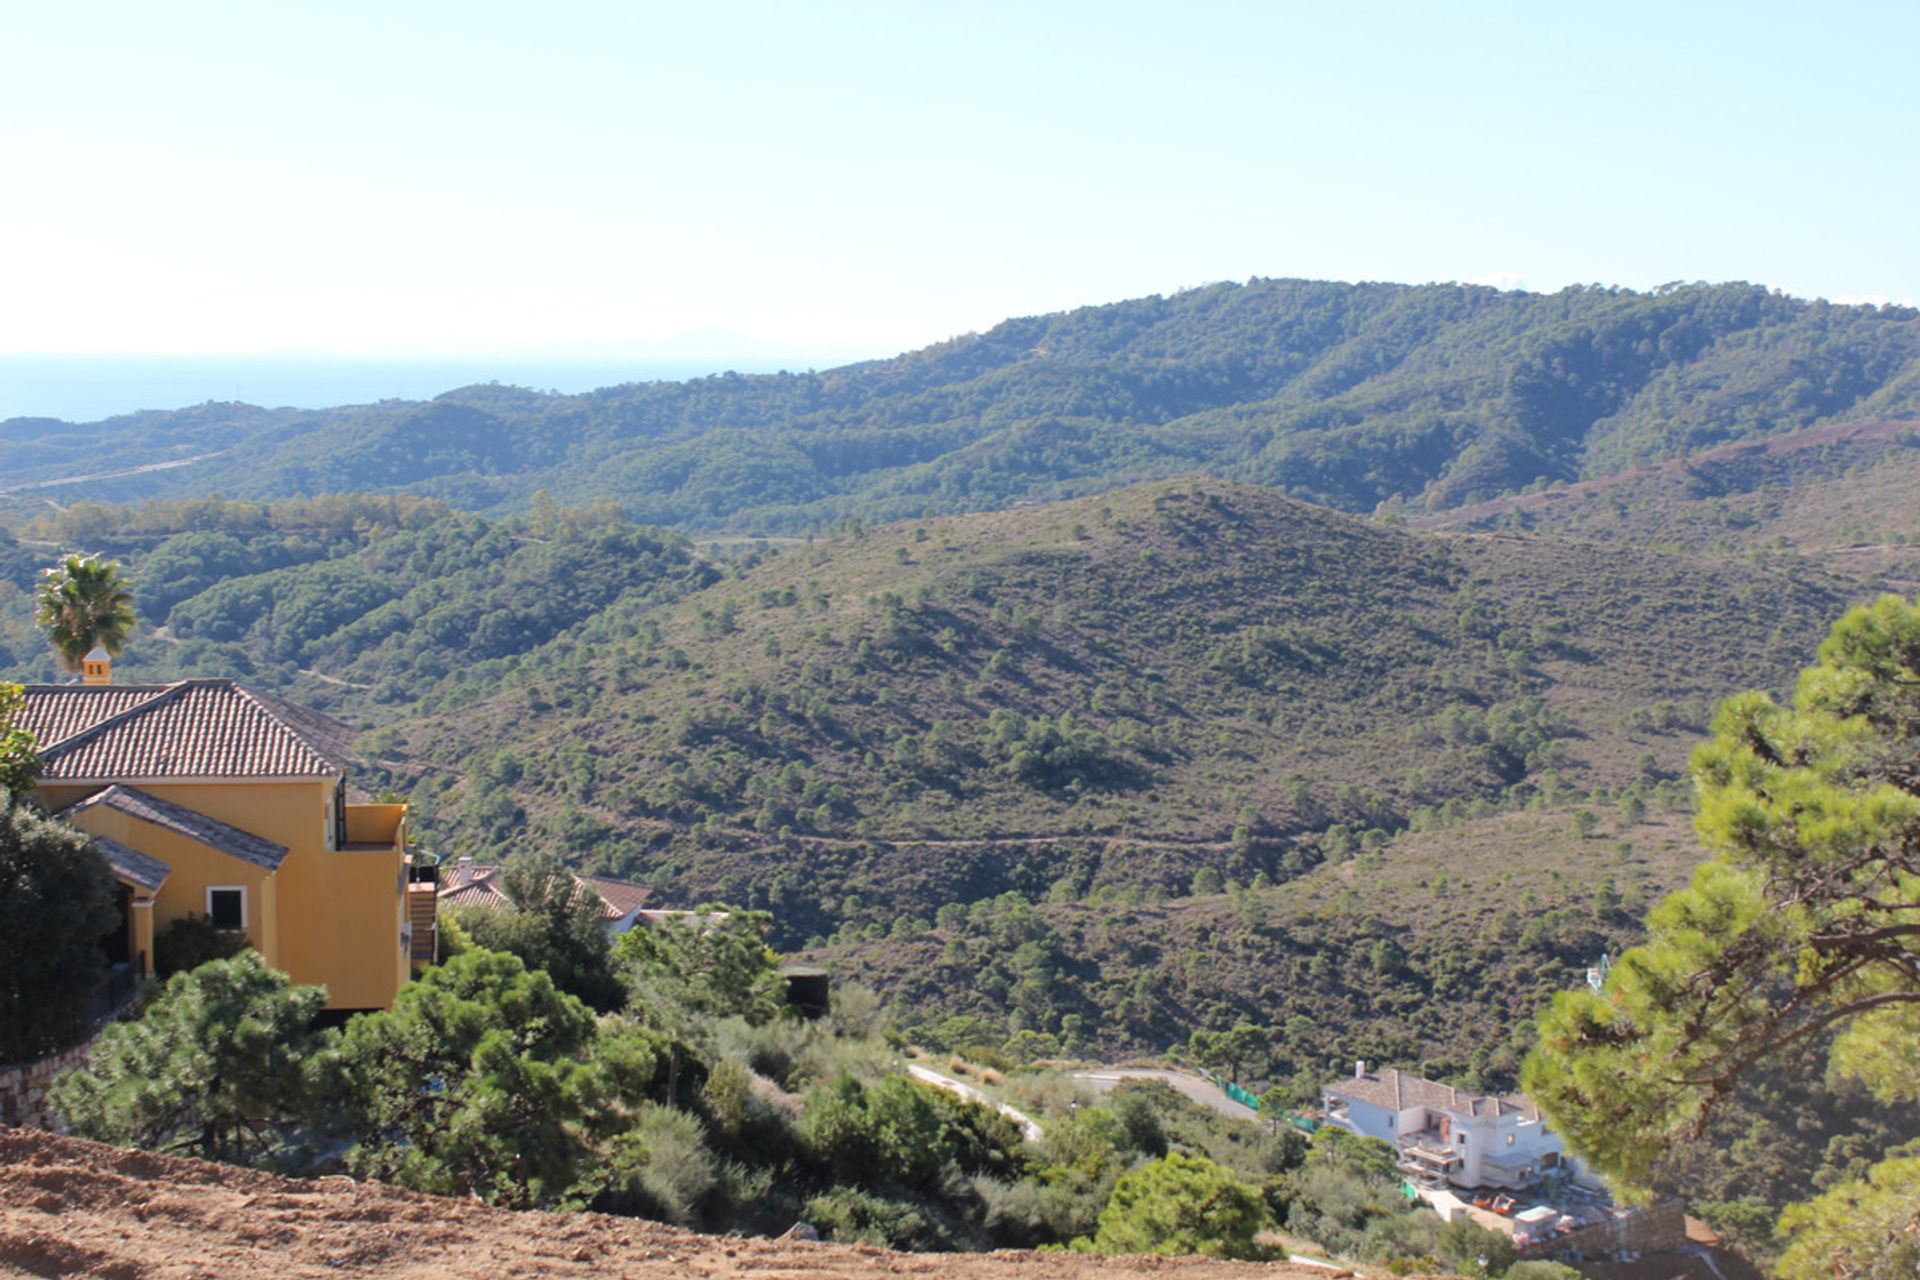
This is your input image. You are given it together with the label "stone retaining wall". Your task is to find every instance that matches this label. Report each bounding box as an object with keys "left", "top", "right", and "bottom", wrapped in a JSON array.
[
  {"left": 1528, "top": 1199, "right": 1688, "bottom": 1262},
  {"left": 0, "top": 1039, "right": 93, "bottom": 1131}
]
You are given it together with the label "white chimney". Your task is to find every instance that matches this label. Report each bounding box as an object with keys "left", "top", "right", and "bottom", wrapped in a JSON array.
[{"left": 1355, "top": 1059, "right": 1367, "bottom": 1079}]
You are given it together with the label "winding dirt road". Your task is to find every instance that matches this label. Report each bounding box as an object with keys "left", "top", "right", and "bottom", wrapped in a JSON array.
[{"left": 1069, "top": 1069, "right": 1260, "bottom": 1122}]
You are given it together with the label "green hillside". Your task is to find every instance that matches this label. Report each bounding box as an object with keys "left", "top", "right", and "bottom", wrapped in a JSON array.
[
  {"left": 829, "top": 807, "right": 1704, "bottom": 1070},
  {"left": 8, "top": 280, "right": 1920, "bottom": 530},
  {"left": 362, "top": 478, "right": 1859, "bottom": 944},
  {"left": 0, "top": 495, "right": 716, "bottom": 713}
]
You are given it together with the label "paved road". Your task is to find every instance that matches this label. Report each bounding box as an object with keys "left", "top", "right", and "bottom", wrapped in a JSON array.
[
  {"left": 1068, "top": 1068, "right": 1260, "bottom": 1122},
  {"left": 906, "top": 1064, "right": 1046, "bottom": 1142}
]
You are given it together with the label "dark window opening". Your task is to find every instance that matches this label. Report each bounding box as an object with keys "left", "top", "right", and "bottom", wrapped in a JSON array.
[{"left": 209, "top": 889, "right": 245, "bottom": 931}]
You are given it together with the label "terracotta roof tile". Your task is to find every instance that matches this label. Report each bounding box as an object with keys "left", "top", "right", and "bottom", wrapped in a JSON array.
[
  {"left": 437, "top": 864, "right": 650, "bottom": 921},
  {"left": 19, "top": 679, "right": 354, "bottom": 781},
  {"left": 438, "top": 874, "right": 511, "bottom": 913},
  {"left": 59, "top": 785, "right": 289, "bottom": 872},
  {"left": 10, "top": 686, "right": 170, "bottom": 747},
  {"left": 576, "top": 874, "right": 652, "bottom": 919}
]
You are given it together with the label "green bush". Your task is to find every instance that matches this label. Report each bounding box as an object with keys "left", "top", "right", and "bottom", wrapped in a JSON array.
[
  {"left": 974, "top": 1173, "right": 1111, "bottom": 1248},
  {"left": 1504, "top": 1263, "right": 1584, "bottom": 1280},
  {"left": 153, "top": 912, "right": 250, "bottom": 978},
  {"left": 338, "top": 948, "right": 662, "bottom": 1208},
  {"left": 597, "top": 1105, "right": 719, "bottom": 1225},
  {"left": 1435, "top": 1216, "right": 1518, "bottom": 1276},
  {"left": 799, "top": 1072, "right": 1025, "bottom": 1190},
  {"left": 1088, "top": 1151, "right": 1268, "bottom": 1259},
  {"left": 803, "top": 1187, "right": 937, "bottom": 1249}
]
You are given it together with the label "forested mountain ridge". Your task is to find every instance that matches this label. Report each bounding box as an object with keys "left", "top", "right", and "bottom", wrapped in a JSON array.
[{"left": 8, "top": 279, "right": 1919, "bottom": 530}]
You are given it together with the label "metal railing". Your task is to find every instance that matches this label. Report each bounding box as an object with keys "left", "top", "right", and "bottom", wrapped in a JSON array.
[{"left": 0, "top": 954, "right": 146, "bottom": 1073}]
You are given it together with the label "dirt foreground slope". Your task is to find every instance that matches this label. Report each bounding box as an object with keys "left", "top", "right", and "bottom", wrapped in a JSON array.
[{"left": 0, "top": 1129, "right": 1353, "bottom": 1280}]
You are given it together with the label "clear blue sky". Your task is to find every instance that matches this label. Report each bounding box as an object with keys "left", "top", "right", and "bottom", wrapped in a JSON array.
[{"left": 4, "top": 1, "right": 1915, "bottom": 359}]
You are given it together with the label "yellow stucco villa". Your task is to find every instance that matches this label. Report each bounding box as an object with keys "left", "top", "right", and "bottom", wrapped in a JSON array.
[{"left": 16, "top": 654, "right": 426, "bottom": 1010}]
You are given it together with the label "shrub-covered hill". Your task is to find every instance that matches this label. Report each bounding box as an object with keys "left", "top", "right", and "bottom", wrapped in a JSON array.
[
  {"left": 367, "top": 477, "right": 1859, "bottom": 942},
  {"left": 1414, "top": 414, "right": 1920, "bottom": 587},
  {"left": 8, "top": 280, "right": 1920, "bottom": 529}
]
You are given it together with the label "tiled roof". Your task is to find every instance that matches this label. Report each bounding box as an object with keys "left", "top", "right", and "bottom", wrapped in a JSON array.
[
  {"left": 1326, "top": 1068, "right": 1528, "bottom": 1117},
  {"left": 576, "top": 874, "right": 652, "bottom": 919},
  {"left": 89, "top": 834, "right": 171, "bottom": 891},
  {"left": 435, "top": 860, "right": 507, "bottom": 910},
  {"left": 438, "top": 871, "right": 511, "bottom": 913},
  {"left": 438, "top": 863, "right": 650, "bottom": 921},
  {"left": 10, "top": 686, "right": 170, "bottom": 747},
  {"left": 58, "top": 785, "right": 289, "bottom": 872},
  {"left": 17, "top": 679, "right": 355, "bottom": 781}
]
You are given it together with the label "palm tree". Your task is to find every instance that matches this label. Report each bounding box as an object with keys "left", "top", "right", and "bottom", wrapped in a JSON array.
[{"left": 35, "top": 554, "right": 137, "bottom": 674}]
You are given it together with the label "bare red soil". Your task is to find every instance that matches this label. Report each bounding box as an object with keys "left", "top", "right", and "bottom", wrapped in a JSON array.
[{"left": 0, "top": 1128, "right": 1357, "bottom": 1280}]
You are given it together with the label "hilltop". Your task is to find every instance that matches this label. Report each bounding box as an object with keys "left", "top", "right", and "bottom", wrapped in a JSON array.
[
  {"left": 6, "top": 279, "right": 1920, "bottom": 529},
  {"left": 0, "top": 495, "right": 717, "bottom": 711}
]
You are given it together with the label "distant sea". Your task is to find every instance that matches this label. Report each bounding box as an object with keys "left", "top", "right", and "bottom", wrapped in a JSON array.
[{"left": 0, "top": 354, "right": 861, "bottom": 424}]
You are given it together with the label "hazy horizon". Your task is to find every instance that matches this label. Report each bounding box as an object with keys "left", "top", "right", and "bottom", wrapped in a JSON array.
[{"left": 0, "top": 352, "right": 889, "bottom": 424}]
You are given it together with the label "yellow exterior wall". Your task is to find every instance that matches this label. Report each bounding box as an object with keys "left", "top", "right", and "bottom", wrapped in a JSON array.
[
  {"left": 63, "top": 804, "right": 278, "bottom": 962},
  {"left": 271, "top": 818, "right": 409, "bottom": 1010},
  {"left": 50, "top": 778, "right": 409, "bottom": 1010},
  {"left": 129, "top": 900, "right": 156, "bottom": 973}
]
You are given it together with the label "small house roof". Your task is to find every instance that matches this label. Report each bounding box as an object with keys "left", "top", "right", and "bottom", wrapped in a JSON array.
[
  {"left": 1325, "top": 1067, "right": 1537, "bottom": 1119},
  {"left": 89, "top": 833, "right": 171, "bottom": 891},
  {"left": 58, "top": 785, "right": 290, "bottom": 872},
  {"left": 575, "top": 873, "right": 652, "bottom": 919},
  {"left": 437, "top": 862, "right": 651, "bottom": 922}
]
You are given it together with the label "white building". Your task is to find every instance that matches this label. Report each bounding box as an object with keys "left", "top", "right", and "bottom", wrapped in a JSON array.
[{"left": 1321, "top": 1063, "right": 1577, "bottom": 1192}]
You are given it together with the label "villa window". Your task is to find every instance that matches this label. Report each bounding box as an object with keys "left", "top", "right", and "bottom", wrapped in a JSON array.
[{"left": 207, "top": 886, "right": 247, "bottom": 931}]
